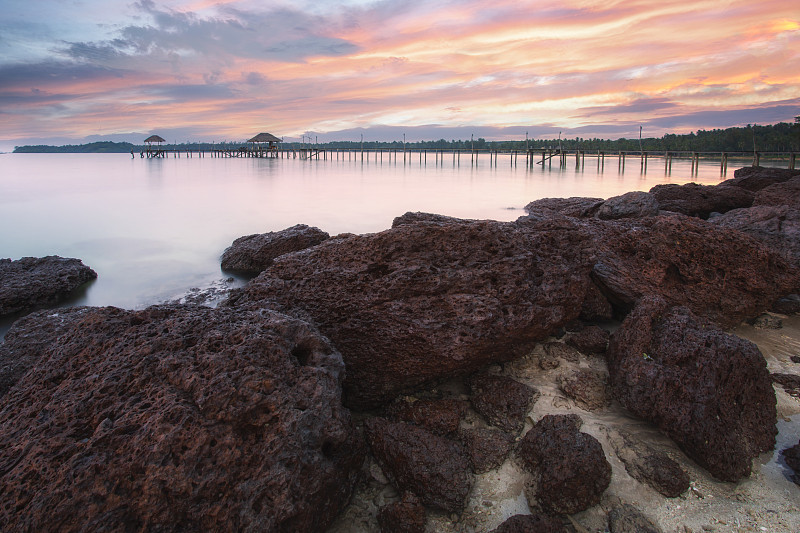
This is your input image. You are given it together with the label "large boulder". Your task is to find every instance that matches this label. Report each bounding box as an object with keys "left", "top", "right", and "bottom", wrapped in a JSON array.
[
  {"left": 606, "top": 296, "right": 777, "bottom": 482},
  {"left": 597, "top": 191, "right": 660, "bottom": 220},
  {"left": 220, "top": 224, "right": 329, "bottom": 274},
  {"left": 518, "top": 414, "right": 611, "bottom": 514},
  {"left": 0, "top": 305, "right": 364, "bottom": 532},
  {"left": 649, "top": 182, "right": 753, "bottom": 219},
  {"left": 711, "top": 205, "right": 800, "bottom": 266},
  {"left": 364, "top": 417, "right": 472, "bottom": 513},
  {"left": 589, "top": 215, "right": 800, "bottom": 328},
  {"left": 0, "top": 256, "right": 97, "bottom": 318},
  {"left": 721, "top": 166, "right": 800, "bottom": 192},
  {"left": 524, "top": 197, "right": 604, "bottom": 218},
  {"left": 753, "top": 177, "right": 800, "bottom": 208},
  {"left": 226, "top": 215, "right": 596, "bottom": 409}
]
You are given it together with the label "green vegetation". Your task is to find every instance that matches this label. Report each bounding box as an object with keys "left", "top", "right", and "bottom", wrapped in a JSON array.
[{"left": 13, "top": 120, "right": 800, "bottom": 153}]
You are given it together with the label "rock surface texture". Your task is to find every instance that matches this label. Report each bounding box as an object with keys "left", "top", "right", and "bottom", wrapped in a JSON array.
[
  {"left": 364, "top": 417, "right": 472, "bottom": 513},
  {"left": 606, "top": 296, "right": 777, "bottom": 482},
  {"left": 469, "top": 372, "right": 539, "bottom": 434},
  {"left": 220, "top": 224, "right": 330, "bottom": 274},
  {"left": 0, "top": 305, "right": 363, "bottom": 532},
  {"left": 377, "top": 492, "right": 427, "bottom": 533},
  {"left": 0, "top": 256, "right": 97, "bottom": 318},
  {"left": 518, "top": 414, "right": 611, "bottom": 514},
  {"left": 649, "top": 183, "right": 753, "bottom": 219},
  {"left": 490, "top": 513, "right": 568, "bottom": 533}
]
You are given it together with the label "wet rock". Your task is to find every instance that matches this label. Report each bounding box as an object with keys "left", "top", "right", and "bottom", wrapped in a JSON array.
[
  {"left": 773, "top": 295, "right": 800, "bottom": 315},
  {"left": 490, "top": 513, "right": 568, "bottom": 533},
  {"left": 607, "top": 296, "right": 777, "bottom": 482},
  {"left": 597, "top": 191, "right": 660, "bottom": 220},
  {"left": 518, "top": 414, "right": 611, "bottom": 515},
  {"left": 377, "top": 492, "right": 427, "bottom": 533},
  {"left": 0, "top": 305, "right": 364, "bottom": 532},
  {"left": 603, "top": 427, "right": 690, "bottom": 498},
  {"left": 750, "top": 313, "right": 782, "bottom": 329},
  {"left": 226, "top": 215, "right": 595, "bottom": 409},
  {"left": 565, "top": 325, "right": 610, "bottom": 355},
  {"left": 459, "top": 427, "right": 515, "bottom": 474},
  {"left": 364, "top": 417, "right": 472, "bottom": 513},
  {"left": 220, "top": 224, "right": 330, "bottom": 274},
  {"left": 524, "top": 197, "right": 604, "bottom": 218},
  {"left": 649, "top": 183, "right": 753, "bottom": 219},
  {"left": 771, "top": 373, "right": 800, "bottom": 396},
  {"left": 721, "top": 166, "right": 800, "bottom": 192},
  {"left": 0, "top": 256, "right": 97, "bottom": 318},
  {"left": 753, "top": 177, "right": 800, "bottom": 208},
  {"left": 590, "top": 215, "right": 800, "bottom": 328},
  {"left": 781, "top": 440, "right": 800, "bottom": 485},
  {"left": 384, "top": 397, "right": 468, "bottom": 436},
  {"left": 559, "top": 369, "right": 611, "bottom": 411},
  {"left": 608, "top": 503, "right": 663, "bottom": 533},
  {"left": 469, "top": 372, "right": 539, "bottom": 434},
  {"left": 710, "top": 205, "right": 800, "bottom": 265}
]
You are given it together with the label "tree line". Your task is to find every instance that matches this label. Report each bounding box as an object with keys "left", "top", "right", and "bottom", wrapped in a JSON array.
[{"left": 13, "top": 120, "right": 800, "bottom": 153}]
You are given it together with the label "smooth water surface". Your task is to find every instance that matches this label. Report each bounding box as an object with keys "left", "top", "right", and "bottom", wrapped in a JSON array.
[{"left": 0, "top": 151, "right": 759, "bottom": 335}]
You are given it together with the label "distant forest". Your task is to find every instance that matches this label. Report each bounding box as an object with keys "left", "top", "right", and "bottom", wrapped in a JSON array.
[{"left": 13, "top": 120, "right": 800, "bottom": 153}]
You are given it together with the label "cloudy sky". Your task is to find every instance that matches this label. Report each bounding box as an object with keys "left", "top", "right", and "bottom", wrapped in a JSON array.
[{"left": 1, "top": 0, "right": 798, "bottom": 149}]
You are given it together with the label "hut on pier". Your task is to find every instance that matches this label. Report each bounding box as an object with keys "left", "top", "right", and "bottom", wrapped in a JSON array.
[
  {"left": 144, "top": 135, "right": 166, "bottom": 147},
  {"left": 143, "top": 135, "right": 167, "bottom": 157},
  {"left": 247, "top": 132, "right": 282, "bottom": 153}
]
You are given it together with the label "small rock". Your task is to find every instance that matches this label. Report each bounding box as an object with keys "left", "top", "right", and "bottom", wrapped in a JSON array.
[
  {"left": 565, "top": 325, "right": 610, "bottom": 355},
  {"left": 377, "top": 492, "right": 427, "bottom": 533},
  {"left": 459, "top": 427, "right": 515, "bottom": 474},
  {"left": 384, "top": 397, "right": 468, "bottom": 436},
  {"left": 558, "top": 369, "right": 611, "bottom": 411},
  {"left": 489, "top": 513, "right": 568, "bottom": 533},
  {"left": 542, "top": 342, "right": 581, "bottom": 363},
  {"left": 791, "top": 356, "right": 800, "bottom": 364},
  {"left": 469, "top": 372, "right": 539, "bottom": 435},
  {"left": 608, "top": 503, "right": 663, "bottom": 533},
  {"left": 750, "top": 313, "right": 782, "bottom": 329},
  {"left": 220, "top": 224, "right": 329, "bottom": 274}
]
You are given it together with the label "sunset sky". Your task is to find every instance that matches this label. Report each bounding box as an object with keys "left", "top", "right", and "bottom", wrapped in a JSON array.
[{"left": 1, "top": 0, "right": 798, "bottom": 149}]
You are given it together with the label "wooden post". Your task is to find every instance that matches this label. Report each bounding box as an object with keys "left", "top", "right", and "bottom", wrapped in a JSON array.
[{"left": 791, "top": 152, "right": 797, "bottom": 170}]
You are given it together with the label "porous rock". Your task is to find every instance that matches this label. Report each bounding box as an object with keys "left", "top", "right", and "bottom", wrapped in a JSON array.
[
  {"left": 490, "top": 513, "right": 568, "bottom": 533},
  {"left": 721, "top": 166, "right": 800, "bottom": 192},
  {"left": 649, "top": 183, "right": 753, "bottom": 219},
  {"left": 364, "top": 417, "right": 472, "bottom": 513},
  {"left": 608, "top": 504, "right": 663, "bottom": 533},
  {"left": 773, "top": 294, "right": 800, "bottom": 315},
  {"left": 711, "top": 205, "right": 800, "bottom": 265},
  {"left": 753, "top": 177, "right": 800, "bottom": 208},
  {"left": 606, "top": 296, "right": 777, "bottom": 482},
  {"left": 771, "top": 373, "right": 800, "bottom": 396},
  {"left": 590, "top": 215, "right": 800, "bottom": 328},
  {"left": 220, "top": 224, "right": 329, "bottom": 274},
  {"left": 384, "top": 397, "right": 468, "bottom": 436},
  {"left": 518, "top": 414, "right": 611, "bottom": 515},
  {"left": 377, "top": 492, "right": 426, "bottom": 533},
  {"left": 523, "top": 197, "right": 604, "bottom": 218},
  {"left": 459, "top": 427, "right": 515, "bottom": 474},
  {"left": 226, "top": 215, "right": 596, "bottom": 409},
  {"left": 0, "top": 305, "right": 363, "bottom": 532},
  {"left": 565, "top": 325, "right": 609, "bottom": 355},
  {"left": 469, "top": 372, "right": 539, "bottom": 434},
  {"left": 603, "top": 427, "right": 689, "bottom": 498},
  {"left": 0, "top": 256, "right": 97, "bottom": 318},
  {"left": 781, "top": 440, "right": 800, "bottom": 485},
  {"left": 597, "top": 191, "right": 660, "bottom": 220},
  {"left": 542, "top": 342, "right": 581, "bottom": 364},
  {"left": 559, "top": 369, "right": 611, "bottom": 411}
]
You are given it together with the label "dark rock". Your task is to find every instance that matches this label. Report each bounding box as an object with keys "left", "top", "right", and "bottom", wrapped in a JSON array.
[
  {"left": 580, "top": 282, "right": 615, "bottom": 321},
  {"left": 750, "top": 313, "right": 782, "bottom": 329},
  {"left": 226, "top": 216, "right": 595, "bottom": 409},
  {"left": 721, "top": 166, "right": 800, "bottom": 192},
  {"left": 607, "top": 296, "right": 777, "bottom": 482},
  {"left": 711, "top": 205, "right": 800, "bottom": 265},
  {"left": 459, "top": 427, "right": 515, "bottom": 473},
  {"left": 590, "top": 215, "right": 800, "bottom": 328},
  {"left": 597, "top": 191, "right": 660, "bottom": 220},
  {"left": 559, "top": 369, "right": 611, "bottom": 411},
  {"left": 603, "top": 427, "right": 689, "bottom": 498},
  {"left": 490, "top": 513, "right": 568, "bottom": 533},
  {"left": 392, "top": 211, "right": 473, "bottom": 227},
  {"left": 523, "top": 197, "right": 604, "bottom": 218},
  {"left": 608, "top": 504, "right": 663, "bottom": 533},
  {"left": 771, "top": 373, "right": 800, "bottom": 396},
  {"left": 792, "top": 356, "right": 800, "bottom": 364},
  {"left": 0, "top": 305, "right": 363, "bottom": 532},
  {"left": 377, "top": 492, "right": 427, "bottom": 533},
  {"left": 364, "top": 417, "right": 472, "bottom": 513},
  {"left": 773, "top": 295, "right": 800, "bottom": 315},
  {"left": 518, "top": 414, "right": 611, "bottom": 514},
  {"left": 384, "top": 397, "right": 468, "bottom": 436},
  {"left": 565, "top": 325, "right": 609, "bottom": 355},
  {"left": 469, "top": 372, "right": 539, "bottom": 434},
  {"left": 649, "top": 182, "right": 753, "bottom": 219},
  {"left": 0, "top": 256, "right": 97, "bottom": 318},
  {"left": 220, "top": 224, "right": 330, "bottom": 274},
  {"left": 753, "top": 177, "right": 800, "bottom": 208},
  {"left": 542, "top": 342, "right": 581, "bottom": 364},
  {"left": 781, "top": 440, "right": 800, "bottom": 485}
]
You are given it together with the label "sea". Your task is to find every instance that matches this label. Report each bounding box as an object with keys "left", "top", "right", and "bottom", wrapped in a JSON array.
[{"left": 0, "top": 151, "right": 775, "bottom": 338}]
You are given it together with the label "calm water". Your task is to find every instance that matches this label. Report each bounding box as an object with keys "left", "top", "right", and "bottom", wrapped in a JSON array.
[{"left": 0, "top": 151, "right": 766, "bottom": 336}]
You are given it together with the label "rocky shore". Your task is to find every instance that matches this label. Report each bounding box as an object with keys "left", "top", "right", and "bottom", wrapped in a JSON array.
[{"left": 1, "top": 166, "right": 799, "bottom": 532}]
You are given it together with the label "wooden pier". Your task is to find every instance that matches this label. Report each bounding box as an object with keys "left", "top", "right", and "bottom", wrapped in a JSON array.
[{"left": 138, "top": 147, "right": 798, "bottom": 173}]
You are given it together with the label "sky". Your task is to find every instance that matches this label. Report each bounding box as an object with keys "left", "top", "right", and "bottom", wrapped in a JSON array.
[{"left": 0, "top": 0, "right": 798, "bottom": 150}]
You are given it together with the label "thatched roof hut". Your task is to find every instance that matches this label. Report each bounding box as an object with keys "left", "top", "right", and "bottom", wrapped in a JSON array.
[
  {"left": 247, "top": 133, "right": 282, "bottom": 144},
  {"left": 144, "top": 135, "right": 166, "bottom": 144}
]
